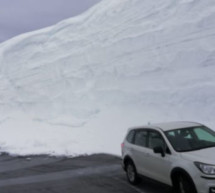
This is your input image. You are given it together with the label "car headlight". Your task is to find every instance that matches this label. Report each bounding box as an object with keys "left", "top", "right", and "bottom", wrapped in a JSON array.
[{"left": 195, "top": 162, "right": 215, "bottom": 175}]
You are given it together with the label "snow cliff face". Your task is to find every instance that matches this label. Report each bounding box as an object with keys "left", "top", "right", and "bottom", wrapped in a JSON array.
[{"left": 0, "top": 0, "right": 215, "bottom": 155}]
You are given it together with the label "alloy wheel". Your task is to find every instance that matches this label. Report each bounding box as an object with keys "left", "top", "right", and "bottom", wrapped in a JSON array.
[{"left": 127, "top": 164, "right": 135, "bottom": 182}]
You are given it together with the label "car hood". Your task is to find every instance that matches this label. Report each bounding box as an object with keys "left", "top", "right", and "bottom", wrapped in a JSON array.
[{"left": 180, "top": 147, "right": 215, "bottom": 164}]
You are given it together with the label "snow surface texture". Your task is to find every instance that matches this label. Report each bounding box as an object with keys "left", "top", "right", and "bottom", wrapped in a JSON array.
[{"left": 0, "top": 0, "right": 215, "bottom": 156}]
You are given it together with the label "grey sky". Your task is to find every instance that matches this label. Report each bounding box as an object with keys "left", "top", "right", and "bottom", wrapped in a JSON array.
[{"left": 0, "top": 0, "right": 101, "bottom": 43}]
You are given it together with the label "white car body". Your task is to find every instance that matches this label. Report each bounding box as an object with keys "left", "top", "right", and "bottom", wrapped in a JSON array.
[{"left": 121, "top": 122, "right": 215, "bottom": 193}]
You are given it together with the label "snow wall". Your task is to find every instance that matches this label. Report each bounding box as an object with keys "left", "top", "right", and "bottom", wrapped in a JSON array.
[{"left": 0, "top": 0, "right": 215, "bottom": 155}]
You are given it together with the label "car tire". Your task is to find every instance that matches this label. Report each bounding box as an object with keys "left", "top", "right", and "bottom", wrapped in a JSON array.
[
  {"left": 173, "top": 174, "right": 197, "bottom": 193},
  {"left": 125, "top": 161, "right": 139, "bottom": 185}
]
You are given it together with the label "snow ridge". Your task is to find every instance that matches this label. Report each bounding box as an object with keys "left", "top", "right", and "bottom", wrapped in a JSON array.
[{"left": 0, "top": 0, "right": 215, "bottom": 156}]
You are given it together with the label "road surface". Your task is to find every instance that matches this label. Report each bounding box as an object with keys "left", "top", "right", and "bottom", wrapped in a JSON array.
[{"left": 0, "top": 153, "right": 172, "bottom": 193}]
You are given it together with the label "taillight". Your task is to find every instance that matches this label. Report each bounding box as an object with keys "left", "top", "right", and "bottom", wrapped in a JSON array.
[{"left": 121, "top": 143, "right": 124, "bottom": 149}]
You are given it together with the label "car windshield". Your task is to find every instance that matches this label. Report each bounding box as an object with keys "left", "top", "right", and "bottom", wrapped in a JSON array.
[{"left": 165, "top": 126, "right": 215, "bottom": 152}]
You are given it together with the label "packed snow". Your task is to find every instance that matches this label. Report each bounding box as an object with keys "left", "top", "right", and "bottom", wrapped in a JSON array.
[{"left": 0, "top": 0, "right": 215, "bottom": 156}]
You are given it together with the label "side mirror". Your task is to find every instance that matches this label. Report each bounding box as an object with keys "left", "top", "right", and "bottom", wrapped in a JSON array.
[{"left": 153, "top": 146, "right": 165, "bottom": 157}]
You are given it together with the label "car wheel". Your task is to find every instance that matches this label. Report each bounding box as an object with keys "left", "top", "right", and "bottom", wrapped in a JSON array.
[
  {"left": 125, "top": 161, "right": 139, "bottom": 185},
  {"left": 173, "top": 174, "right": 197, "bottom": 193}
]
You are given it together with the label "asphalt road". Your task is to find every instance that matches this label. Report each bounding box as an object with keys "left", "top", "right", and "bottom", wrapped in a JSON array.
[{"left": 0, "top": 153, "right": 172, "bottom": 193}]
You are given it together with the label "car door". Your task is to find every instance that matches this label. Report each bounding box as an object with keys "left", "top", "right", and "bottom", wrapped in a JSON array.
[
  {"left": 144, "top": 130, "right": 172, "bottom": 185},
  {"left": 131, "top": 129, "right": 150, "bottom": 175}
]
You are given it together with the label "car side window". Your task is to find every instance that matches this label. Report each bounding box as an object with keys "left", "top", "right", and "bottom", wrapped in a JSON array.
[
  {"left": 133, "top": 130, "right": 147, "bottom": 147},
  {"left": 148, "top": 131, "right": 166, "bottom": 150},
  {"left": 126, "top": 130, "right": 135, "bottom": 144}
]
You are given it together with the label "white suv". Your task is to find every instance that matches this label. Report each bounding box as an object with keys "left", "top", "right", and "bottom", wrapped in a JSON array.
[{"left": 121, "top": 122, "right": 215, "bottom": 193}]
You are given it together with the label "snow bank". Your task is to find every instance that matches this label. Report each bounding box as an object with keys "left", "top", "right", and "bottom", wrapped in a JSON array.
[{"left": 0, "top": 0, "right": 215, "bottom": 156}]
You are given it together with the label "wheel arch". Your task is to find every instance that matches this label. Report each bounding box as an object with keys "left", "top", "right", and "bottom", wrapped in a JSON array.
[
  {"left": 123, "top": 155, "right": 135, "bottom": 170},
  {"left": 170, "top": 167, "right": 197, "bottom": 192}
]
